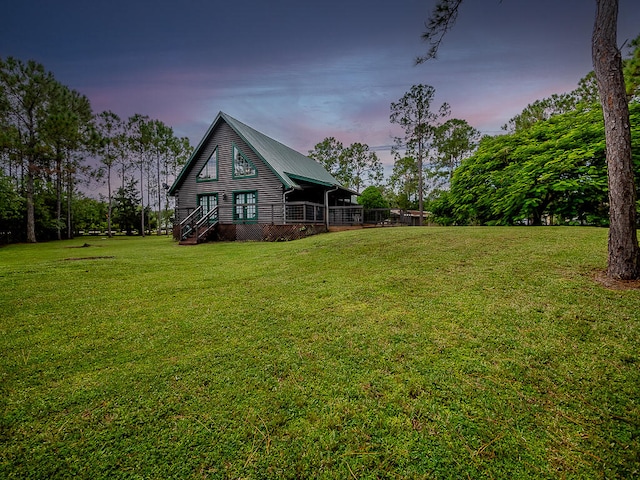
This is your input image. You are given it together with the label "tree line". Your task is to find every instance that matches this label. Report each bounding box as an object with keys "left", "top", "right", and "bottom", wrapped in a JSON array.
[
  {"left": 306, "top": 34, "right": 639, "bottom": 234},
  {"left": 0, "top": 57, "right": 192, "bottom": 243},
  {"left": 308, "top": 84, "right": 480, "bottom": 220}
]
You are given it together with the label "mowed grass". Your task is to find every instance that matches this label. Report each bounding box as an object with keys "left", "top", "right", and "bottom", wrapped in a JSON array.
[{"left": 0, "top": 227, "right": 638, "bottom": 479}]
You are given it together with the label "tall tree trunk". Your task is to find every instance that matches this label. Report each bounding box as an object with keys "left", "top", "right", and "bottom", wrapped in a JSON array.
[
  {"left": 107, "top": 163, "right": 113, "bottom": 237},
  {"left": 56, "top": 154, "right": 62, "bottom": 241},
  {"left": 26, "top": 159, "right": 36, "bottom": 243},
  {"left": 418, "top": 143, "right": 424, "bottom": 225},
  {"left": 140, "top": 166, "right": 145, "bottom": 237},
  {"left": 593, "top": 0, "right": 639, "bottom": 279},
  {"left": 157, "top": 155, "right": 162, "bottom": 236},
  {"left": 66, "top": 165, "right": 73, "bottom": 239}
]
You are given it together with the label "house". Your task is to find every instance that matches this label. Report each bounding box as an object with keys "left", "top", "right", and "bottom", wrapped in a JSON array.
[{"left": 169, "top": 112, "right": 359, "bottom": 243}]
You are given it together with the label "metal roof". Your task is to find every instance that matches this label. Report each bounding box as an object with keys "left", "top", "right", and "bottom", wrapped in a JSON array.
[{"left": 169, "top": 112, "right": 347, "bottom": 194}]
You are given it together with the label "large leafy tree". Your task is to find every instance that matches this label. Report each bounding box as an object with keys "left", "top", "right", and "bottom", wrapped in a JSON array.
[
  {"left": 390, "top": 84, "right": 450, "bottom": 224},
  {"left": 446, "top": 103, "right": 639, "bottom": 226},
  {"left": 357, "top": 185, "right": 389, "bottom": 209},
  {"left": 501, "top": 73, "right": 600, "bottom": 134},
  {"left": 420, "top": 0, "right": 639, "bottom": 279}
]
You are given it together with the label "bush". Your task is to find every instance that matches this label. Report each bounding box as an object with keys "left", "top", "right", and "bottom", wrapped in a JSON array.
[{"left": 357, "top": 186, "right": 389, "bottom": 209}]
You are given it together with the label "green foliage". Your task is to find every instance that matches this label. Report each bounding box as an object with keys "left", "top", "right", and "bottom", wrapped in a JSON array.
[
  {"left": 113, "top": 180, "right": 141, "bottom": 235},
  {"left": 0, "top": 174, "right": 24, "bottom": 241},
  {"left": 309, "top": 137, "right": 383, "bottom": 191},
  {"left": 444, "top": 102, "right": 640, "bottom": 226},
  {"left": 502, "top": 73, "right": 599, "bottom": 133},
  {"left": 308, "top": 137, "right": 348, "bottom": 185},
  {"left": 428, "top": 190, "right": 456, "bottom": 225},
  {"left": 430, "top": 118, "right": 480, "bottom": 188},
  {"left": 1, "top": 229, "right": 639, "bottom": 478},
  {"left": 624, "top": 34, "right": 640, "bottom": 101},
  {"left": 73, "top": 196, "right": 108, "bottom": 233},
  {"left": 342, "top": 142, "right": 383, "bottom": 192},
  {"left": 387, "top": 156, "right": 419, "bottom": 209},
  {"left": 357, "top": 185, "right": 389, "bottom": 209}
]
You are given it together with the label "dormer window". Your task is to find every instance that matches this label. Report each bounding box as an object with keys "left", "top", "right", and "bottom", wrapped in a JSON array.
[{"left": 233, "top": 145, "right": 257, "bottom": 178}]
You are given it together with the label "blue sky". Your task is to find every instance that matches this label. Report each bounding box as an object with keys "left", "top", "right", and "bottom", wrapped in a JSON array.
[{"left": 2, "top": 0, "right": 640, "bottom": 171}]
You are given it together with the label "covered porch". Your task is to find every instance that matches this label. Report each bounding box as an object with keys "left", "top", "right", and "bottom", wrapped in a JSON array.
[{"left": 175, "top": 202, "right": 415, "bottom": 243}]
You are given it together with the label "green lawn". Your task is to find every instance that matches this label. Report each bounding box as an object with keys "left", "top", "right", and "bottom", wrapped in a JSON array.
[{"left": 1, "top": 227, "right": 638, "bottom": 479}]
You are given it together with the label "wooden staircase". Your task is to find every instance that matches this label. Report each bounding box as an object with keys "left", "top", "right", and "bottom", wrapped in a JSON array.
[{"left": 178, "top": 206, "right": 219, "bottom": 245}]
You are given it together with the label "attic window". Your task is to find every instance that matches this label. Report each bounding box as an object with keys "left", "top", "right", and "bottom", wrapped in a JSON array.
[
  {"left": 197, "top": 147, "right": 218, "bottom": 181},
  {"left": 233, "top": 145, "right": 257, "bottom": 178}
]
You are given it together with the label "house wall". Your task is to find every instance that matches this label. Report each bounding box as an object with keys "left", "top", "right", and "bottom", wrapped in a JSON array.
[{"left": 174, "top": 121, "right": 285, "bottom": 224}]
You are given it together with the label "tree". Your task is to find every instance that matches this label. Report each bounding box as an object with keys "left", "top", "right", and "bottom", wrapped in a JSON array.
[
  {"left": 446, "top": 104, "right": 631, "bottom": 227},
  {"left": 0, "top": 58, "right": 58, "bottom": 242},
  {"left": 341, "top": 142, "right": 383, "bottom": 193},
  {"left": 94, "top": 111, "right": 124, "bottom": 237},
  {"left": 431, "top": 118, "right": 479, "bottom": 188},
  {"left": 358, "top": 185, "right": 389, "bottom": 209},
  {"left": 113, "top": 179, "right": 141, "bottom": 236},
  {"left": 308, "top": 137, "right": 349, "bottom": 185},
  {"left": 309, "top": 137, "right": 383, "bottom": 192},
  {"left": 502, "top": 73, "right": 600, "bottom": 133},
  {"left": 387, "top": 155, "right": 419, "bottom": 209},
  {"left": 419, "top": 0, "right": 639, "bottom": 279},
  {"left": 73, "top": 195, "right": 108, "bottom": 234},
  {"left": 164, "top": 135, "right": 192, "bottom": 233},
  {"left": 390, "top": 84, "right": 450, "bottom": 224},
  {"left": 43, "top": 84, "right": 93, "bottom": 240},
  {"left": 0, "top": 172, "right": 24, "bottom": 242},
  {"left": 592, "top": 0, "right": 639, "bottom": 279},
  {"left": 127, "top": 114, "right": 151, "bottom": 236},
  {"left": 624, "top": 34, "right": 640, "bottom": 100}
]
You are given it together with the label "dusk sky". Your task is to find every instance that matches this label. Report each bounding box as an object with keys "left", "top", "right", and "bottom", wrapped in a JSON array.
[{"left": 3, "top": 0, "right": 640, "bottom": 173}]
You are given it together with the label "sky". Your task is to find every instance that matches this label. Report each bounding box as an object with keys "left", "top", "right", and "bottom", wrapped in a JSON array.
[{"left": 2, "top": 0, "right": 640, "bottom": 176}]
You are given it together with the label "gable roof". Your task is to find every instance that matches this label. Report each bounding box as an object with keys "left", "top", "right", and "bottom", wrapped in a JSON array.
[{"left": 169, "top": 112, "right": 346, "bottom": 194}]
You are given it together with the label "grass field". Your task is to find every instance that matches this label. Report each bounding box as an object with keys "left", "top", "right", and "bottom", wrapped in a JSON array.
[{"left": 1, "top": 227, "right": 639, "bottom": 479}]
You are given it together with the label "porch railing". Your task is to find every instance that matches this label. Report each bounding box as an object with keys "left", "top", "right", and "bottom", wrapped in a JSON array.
[
  {"left": 328, "top": 206, "right": 364, "bottom": 225},
  {"left": 175, "top": 203, "right": 414, "bottom": 229},
  {"left": 285, "top": 202, "right": 325, "bottom": 223}
]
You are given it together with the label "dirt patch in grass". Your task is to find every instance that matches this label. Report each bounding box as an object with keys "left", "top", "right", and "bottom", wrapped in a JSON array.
[
  {"left": 66, "top": 243, "right": 101, "bottom": 248},
  {"left": 594, "top": 270, "right": 640, "bottom": 291}
]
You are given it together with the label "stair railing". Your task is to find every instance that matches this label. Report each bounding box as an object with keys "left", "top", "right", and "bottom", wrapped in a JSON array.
[
  {"left": 179, "top": 206, "right": 203, "bottom": 240},
  {"left": 195, "top": 206, "right": 219, "bottom": 241}
]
